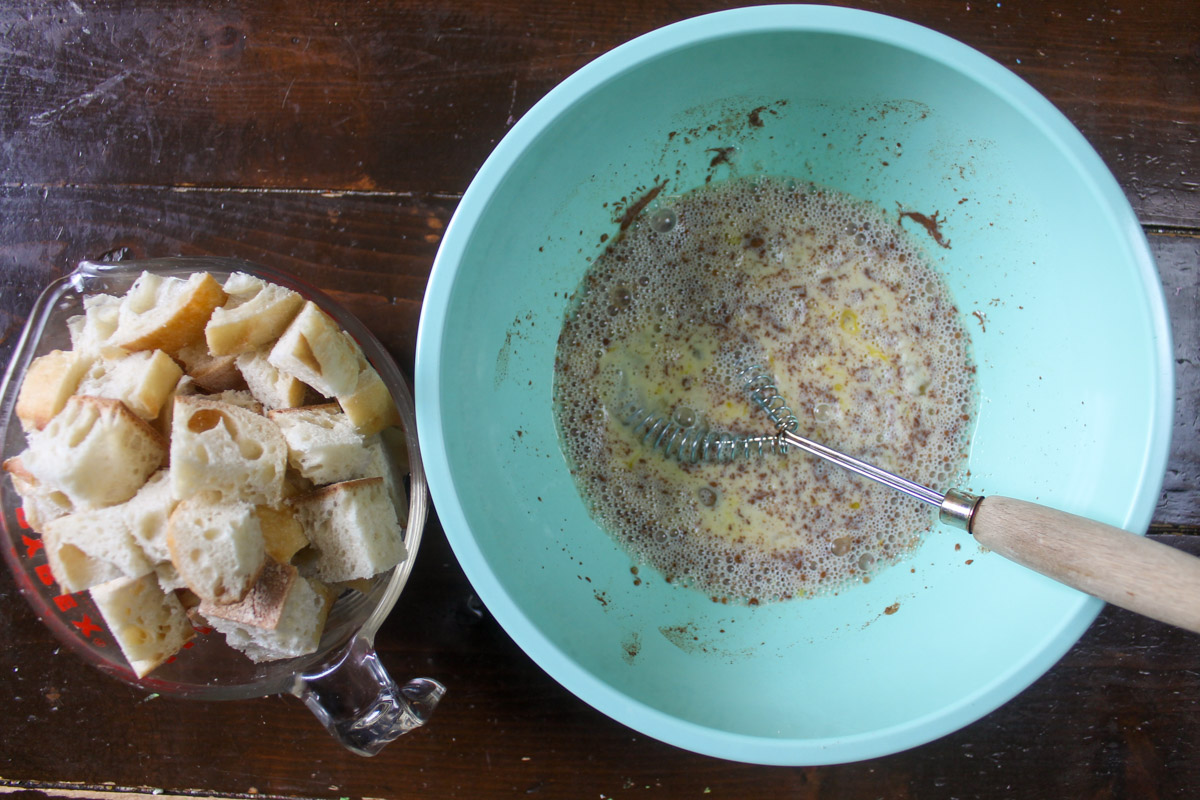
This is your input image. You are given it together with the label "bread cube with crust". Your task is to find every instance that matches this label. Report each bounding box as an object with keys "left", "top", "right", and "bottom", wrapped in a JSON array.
[
  {"left": 66, "top": 292, "right": 125, "bottom": 359},
  {"left": 123, "top": 469, "right": 178, "bottom": 565},
  {"left": 268, "top": 403, "right": 380, "bottom": 486},
  {"left": 111, "top": 271, "right": 227, "bottom": 354},
  {"left": 336, "top": 353, "right": 401, "bottom": 436},
  {"left": 15, "top": 349, "right": 93, "bottom": 431},
  {"left": 267, "top": 301, "right": 360, "bottom": 398},
  {"left": 205, "top": 272, "right": 305, "bottom": 356},
  {"left": 22, "top": 395, "right": 166, "bottom": 509},
  {"left": 90, "top": 573, "right": 195, "bottom": 678},
  {"left": 202, "top": 572, "right": 334, "bottom": 662},
  {"left": 75, "top": 349, "right": 183, "bottom": 420},
  {"left": 166, "top": 493, "right": 266, "bottom": 605},
  {"left": 289, "top": 477, "right": 406, "bottom": 583},
  {"left": 198, "top": 557, "right": 297, "bottom": 630},
  {"left": 2, "top": 456, "right": 74, "bottom": 531},
  {"left": 175, "top": 340, "right": 244, "bottom": 393},
  {"left": 169, "top": 395, "right": 287, "bottom": 505},
  {"left": 236, "top": 348, "right": 308, "bottom": 410},
  {"left": 41, "top": 504, "right": 154, "bottom": 593}
]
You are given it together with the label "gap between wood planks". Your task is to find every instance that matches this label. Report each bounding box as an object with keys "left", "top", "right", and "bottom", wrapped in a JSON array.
[
  {"left": 0, "top": 182, "right": 465, "bottom": 202},
  {"left": 0, "top": 779, "right": 336, "bottom": 800}
]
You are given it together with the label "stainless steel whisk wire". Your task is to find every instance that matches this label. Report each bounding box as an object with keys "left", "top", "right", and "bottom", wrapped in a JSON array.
[{"left": 619, "top": 363, "right": 950, "bottom": 511}]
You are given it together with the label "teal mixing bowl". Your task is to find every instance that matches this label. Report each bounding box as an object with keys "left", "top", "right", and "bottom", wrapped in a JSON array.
[{"left": 415, "top": 6, "right": 1172, "bottom": 764}]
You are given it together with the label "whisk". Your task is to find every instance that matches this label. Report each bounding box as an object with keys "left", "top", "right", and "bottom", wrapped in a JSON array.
[{"left": 620, "top": 364, "right": 1200, "bottom": 634}]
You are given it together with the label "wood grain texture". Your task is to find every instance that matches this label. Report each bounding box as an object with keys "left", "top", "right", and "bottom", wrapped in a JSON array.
[
  {"left": 0, "top": 1, "right": 1196, "bottom": 224},
  {"left": 0, "top": 0, "right": 1198, "bottom": 797}
]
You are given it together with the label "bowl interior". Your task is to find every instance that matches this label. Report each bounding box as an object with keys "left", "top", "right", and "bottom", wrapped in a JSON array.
[{"left": 418, "top": 8, "right": 1171, "bottom": 764}]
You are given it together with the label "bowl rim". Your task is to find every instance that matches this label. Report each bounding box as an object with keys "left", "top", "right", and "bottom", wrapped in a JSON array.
[{"left": 416, "top": 4, "right": 1173, "bottom": 764}]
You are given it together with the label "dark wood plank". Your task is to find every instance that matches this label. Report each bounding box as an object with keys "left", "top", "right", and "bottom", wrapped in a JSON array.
[
  {"left": 0, "top": 0, "right": 1196, "bottom": 225},
  {"left": 1159, "top": 233, "right": 1200, "bottom": 527}
]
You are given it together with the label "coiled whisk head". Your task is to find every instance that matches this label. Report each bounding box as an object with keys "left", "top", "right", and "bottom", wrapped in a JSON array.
[
  {"left": 618, "top": 402, "right": 786, "bottom": 464},
  {"left": 739, "top": 364, "right": 799, "bottom": 432}
]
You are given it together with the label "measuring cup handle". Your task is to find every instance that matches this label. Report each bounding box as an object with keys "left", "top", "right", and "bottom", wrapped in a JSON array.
[
  {"left": 971, "top": 495, "right": 1200, "bottom": 634},
  {"left": 294, "top": 633, "right": 446, "bottom": 756}
]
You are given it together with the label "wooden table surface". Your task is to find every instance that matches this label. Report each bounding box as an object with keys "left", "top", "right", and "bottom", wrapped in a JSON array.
[{"left": 1, "top": 1, "right": 1197, "bottom": 798}]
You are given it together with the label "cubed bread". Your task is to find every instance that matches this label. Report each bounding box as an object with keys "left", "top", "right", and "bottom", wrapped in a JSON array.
[
  {"left": 66, "top": 293, "right": 125, "bottom": 359},
  {"left": 15, "top": 349, "right": 92, "bottom": 431},
  {"left": 111, "top": 271, "right": 227, "bottom": 354},
  {"left": 203, "top": 573, "right": 334, "bottom": 662},
  {"left": 166, "top": 493, "right": 266, "bottom": 605},
  {"left": 235, "top": 348, "right": 307, "bottom": 410},
  {"left": 176, "top": 340, "right": 245, "bottom": 393},
  {"left": 267, "top": 301, "right": 360, "bottom": 398},
  {"left": 198, "top": 557, "right": 297, "bottom": 630},
  {"left": 205, "top": 272, "right": 305, "bottom": 356},
  {"left": 169, "top": 395, "right": 286, "bottom": 505},
  {"left": 75, "top": 349, "right": 184, "bottom": 420},
  {"left": 41, "top": 504, "right": 154, "bottom": 593},
  {"left": 205, "top": 389, "right": 263, "bottom": 414},
  {"left": 89, "top": 573, "right": 195, "bottom": 678},
  {"left": 22, "top": 395, "right": 167, "bottom": 509},
  {"left": 123, "top": 470, "right": 178, "bottom": 565},
  {"left": 3, "top": 456, "right": 74, "bottom": 531},
  {"left": 268, "top": 403, "right": 380, "bottom": 485},
  {"left": 289, "top": 477, "right": 406, "bottom": 583},
  {"left": 336, "top": 353, "right": 401, "bottom": 436},
  {"left": 255, "top": 504, "right": 309, "bottom": 563}
]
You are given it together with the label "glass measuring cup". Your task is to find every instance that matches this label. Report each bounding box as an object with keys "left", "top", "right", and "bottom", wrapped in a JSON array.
[{"left": 0, "top": 257, "right": 444, "bottom": 756}]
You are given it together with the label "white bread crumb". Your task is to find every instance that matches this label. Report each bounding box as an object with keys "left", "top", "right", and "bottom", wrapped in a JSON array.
[
  {"left": 169, "top": 395, "right": 286, "bottom": 505},
  {"left": 75, "top": 349, "right": 183, "bottom": 420},
  {"left": 268, "top": 403, "right": 383, "bottom": 485},
  {"left": 289, "top": 477, "right": 406, "bottom": 583},
  {"left": 198, "top": 557, "right": 297, "bottom": 630},
  {"left": 66, "top": 293, "right": 126, "bottom": 359},
  {"left": 23, "top": 395, "right": 166, "bottom": 509},
  {"left": 206, "top": 272, "right": 305, "bottom": 356},
  {"left": 41, "top": 504, "right": 154, "bottom": 593},
  {"left": 166, "top": 493, "right": 265, "bottom": 605},
  {"left": 3, "top": 455, "right": 74, "bottom": 531}
]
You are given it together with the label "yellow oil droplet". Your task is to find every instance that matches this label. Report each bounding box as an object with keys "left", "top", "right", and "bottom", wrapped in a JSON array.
[
  {"left": 839, "top": 308, "right": 860, "bottom": 334},
  {"left": 865, "top": 343, "right": 890, "bottom": 363},
  {"left": 849, "top": 501, "right": 861, "bottom": 510}
]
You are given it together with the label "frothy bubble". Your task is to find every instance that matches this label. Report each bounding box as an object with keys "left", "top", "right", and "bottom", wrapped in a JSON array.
[{"left": 649, "top": 206, "right": 678, "bottom": 233}]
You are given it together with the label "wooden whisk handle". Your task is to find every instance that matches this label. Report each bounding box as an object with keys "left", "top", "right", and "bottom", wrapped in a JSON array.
[{"left": 970, "top": 496, "right": 1200, "bottom": 634}]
